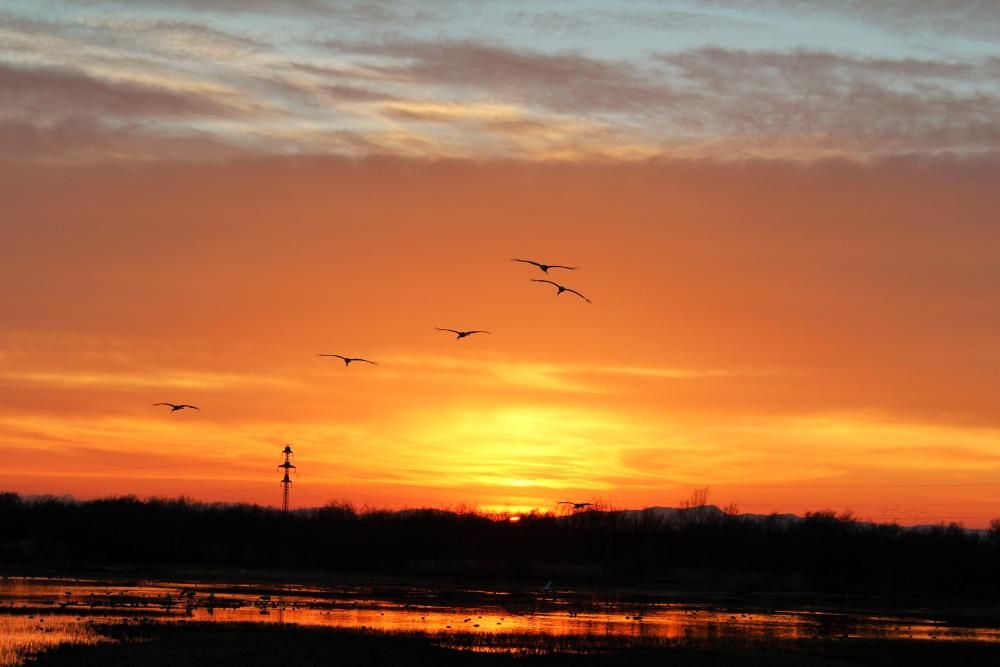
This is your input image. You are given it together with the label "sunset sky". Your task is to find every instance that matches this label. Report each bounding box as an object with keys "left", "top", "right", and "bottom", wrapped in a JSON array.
[{"left": 2, "top": 1, "right": 999, "bottom": 525}]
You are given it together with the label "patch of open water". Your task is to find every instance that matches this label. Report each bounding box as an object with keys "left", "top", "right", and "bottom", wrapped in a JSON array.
[{"left": 2, "top": 576, "right": 998, "bottom": 665}]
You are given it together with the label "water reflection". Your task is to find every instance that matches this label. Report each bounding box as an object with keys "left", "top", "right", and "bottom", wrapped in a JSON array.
[{"left": 2, "top": 575, "right": 999, "bottom": 665}]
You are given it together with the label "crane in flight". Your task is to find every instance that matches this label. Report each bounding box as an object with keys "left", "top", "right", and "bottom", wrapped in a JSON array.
[
  {"left": 435, "top": 328, "right": 491, "bottom": 340},
  {"left": 558, "top": 501, "right": 594, "bottom": 510},
  {"left": 511, "top": 258, "right": 577, "bottom": 274},
  {"left": 318, "top": 354, "right": 377, "bottom": 366},
  {"left": 153, "top": 403, "right": 200, "bottom": 412},
  {"left": 532, "top": 279, "right": 591, "bottom": 303}
]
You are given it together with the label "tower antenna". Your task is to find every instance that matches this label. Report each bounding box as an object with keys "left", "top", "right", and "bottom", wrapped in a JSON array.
[{"left": 278, "top": 444, "right": 296, "bottom": 512}]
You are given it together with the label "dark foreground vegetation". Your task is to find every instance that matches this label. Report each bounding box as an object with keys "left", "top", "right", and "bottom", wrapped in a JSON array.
[
  {"left": 27, "top": 621, "right": 1000, "bottom": 667},
  {"left": 3, "top": 492, "right": 999, "bottom": 598}
]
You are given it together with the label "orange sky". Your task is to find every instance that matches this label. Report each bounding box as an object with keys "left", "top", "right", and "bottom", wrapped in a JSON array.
[
  {"left": 2, "top": 156, "right": 999, "bottom": 525},
  {"left": 3, "top": 1, "right": 999, "bottom": 525}
]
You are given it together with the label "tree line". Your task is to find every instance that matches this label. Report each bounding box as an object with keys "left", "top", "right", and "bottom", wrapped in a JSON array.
[{"left": 2, "top": 492, "right": 998, "bottom": 598}]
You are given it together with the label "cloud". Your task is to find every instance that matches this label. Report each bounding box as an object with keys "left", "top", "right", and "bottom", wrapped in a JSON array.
[
  {"left": 319, "top": 39, "right": 1000, "bottom": 158},
  {"left": 507, "top": 6, "right": 769, "bottom": 36},
  {"left": 0, "top": 116, "right": 244, "bottom": 164},
  {"left": 706, "top": 0, "right": 1000, "bottom": 41},
  {"left": 101, "top": 19, "right": 270, "bottom": 59},
  {"left": 0, "top": 62, "right": 237, "bottom": 118},
  {"left": 381, "top": 101, "right": 523, "bottom": 123},
  {"left": 321, "top": 83, "right": 398, "bottom": 103},
  {"left": 662, "top": 47, "right": 986, "bottom": 81},
  {"left": 3, "top": 3, "right": 998, "bottom": 164},
  {"left": 60, "top": 0, "right": 440, "bottom": 21},
  {"left": 1, "top": 370, "right": 298, "bottom": 390},
  {"left": 616, "top": 412, "right": 1000, "bottom": 488},
  {"left": 61, "top": 0, "right": 335, "bottom": 14},
  {"left": 380, "top": 355, "right": 729, "bottom": 394},
  {"left": 654, "top": 47, "right": 1000, "bottom": 154},
  {"left": 0, "top": 11, "right": 269, "bottom": 57},
  {"left": 325, "top": 39, "right": 684, "bottom": 114}
]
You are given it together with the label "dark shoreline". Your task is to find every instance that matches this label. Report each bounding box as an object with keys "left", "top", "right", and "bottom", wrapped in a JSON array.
[{"left": 23, "top": 620, "right": 1000, "bottom": 667}]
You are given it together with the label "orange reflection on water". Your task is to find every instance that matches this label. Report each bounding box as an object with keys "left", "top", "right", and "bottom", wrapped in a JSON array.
[
  {"left": 183, "top": 605, "right": 1000, "bottom": 644},
  {"left": 2, "top": 575, "right": 999, "bottom": 662}
]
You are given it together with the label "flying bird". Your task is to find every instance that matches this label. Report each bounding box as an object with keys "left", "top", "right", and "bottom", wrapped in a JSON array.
[
  {"left": 318, "top": 354, "right": 377, "bottom": 366},
  {"left": 558, "top": 501, "right": 594, "bottom": 510},
  {"left": 532, "top": 279, "right": 591, "bottom": 303},
  {"left": 511, "top": 258, "right": 577, "bottom": 274},
  {"left": 436, "top": 328, "right": 491, "bottom": 340},
  {"left": 153, "top": 403, "right": 199, "bottom": 412}
]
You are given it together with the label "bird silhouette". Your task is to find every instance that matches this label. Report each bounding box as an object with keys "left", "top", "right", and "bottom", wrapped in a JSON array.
[
  {"left": 532, "top": 279, "right": 591, "bottom": 303},
  {"left": 558, "top": 501, "right": 594, "bottom": 510},
  {"left": 511, "top": 258, "right": 577, "bottom": 274},
  {"left": 436, "top": 328, "right": 491, "bottom": 340},
  {"left": 153, "top": 403, "right": 199, "bottom": 412},
  {"left": 318, "top": 354, "right": 377, "bottom": 366}
]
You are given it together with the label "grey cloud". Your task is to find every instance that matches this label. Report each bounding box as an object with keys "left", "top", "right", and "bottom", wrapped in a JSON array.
[
  {"left": 661, "top": 47, "right": 991, "bottom": 86},
  {"left": 325, "top": 39, "right": 685, "bottom": 114},
  {"left": 700, "top": 0, "right": 1000, "bottom": 40},
  {"left": 322, "top": 39, "right": 1000, "bottom": 154},
  {"left": 508, "top": 7, "right": 766, "bottom": 35},
  {"left": 322, "top": 84, "right": 398, "bottom": 102},
  {"left": 0, "top": 116, "right": 244, "bottom": 164},
  {"left": 0, "top": 11, "right": 268, "bottom": 59},
  {"left": 60, "top": 0, "right": 438, "bottom": 21},
  {"left": 0, "top": 62, "right": 237, "bottom": 118},
  {"left": 655, "top": 48, "right": 1000, "bottom": 152},
  {"left": 104, "top": 19, "right": 270, "bottom": 57}
]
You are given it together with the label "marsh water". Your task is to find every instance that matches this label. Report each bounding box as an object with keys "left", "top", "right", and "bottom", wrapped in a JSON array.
[{"left": 2, "top": 575, "right": 999, "bottom": 665}]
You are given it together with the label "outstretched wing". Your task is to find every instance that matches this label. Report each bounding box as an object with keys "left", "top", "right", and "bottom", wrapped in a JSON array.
[
  {"left": 565, "top": 288, "right": 591, "bottom": 303},
  {"left": 547, "top": 264, "right": 577, "bottom": 271},
  {"left": 511, "top": 258, "right": 543, "bottom": 268},
  {"left": 436, "top": 328, "right": 462, "bottom": 335},
  {"left": 180, "top": 405, "right": 200, "bottom": 410},
  {"left": 355, "top": 358, "right": 378, "bottom": 365},
  {"left": 318, "top": 354, "right": 348, "bottom": 361},
  {"left": 531, "top": 279, "right": 560, "bottom": 288},
  {"left": 466, "top": 331, "right": 491, "bottom": 335},
  {"left": 153, "top": 403, "right": 175, "bottom": 408}
]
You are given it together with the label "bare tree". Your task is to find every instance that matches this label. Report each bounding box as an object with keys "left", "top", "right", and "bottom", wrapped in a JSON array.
[{"left": 679, "top": 487, "right": 710, "bottom": 510}]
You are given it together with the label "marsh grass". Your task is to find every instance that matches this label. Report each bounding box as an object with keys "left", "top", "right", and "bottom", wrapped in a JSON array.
[{"left": 0, "top": 616, "right": 100, "bottom": 667}]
